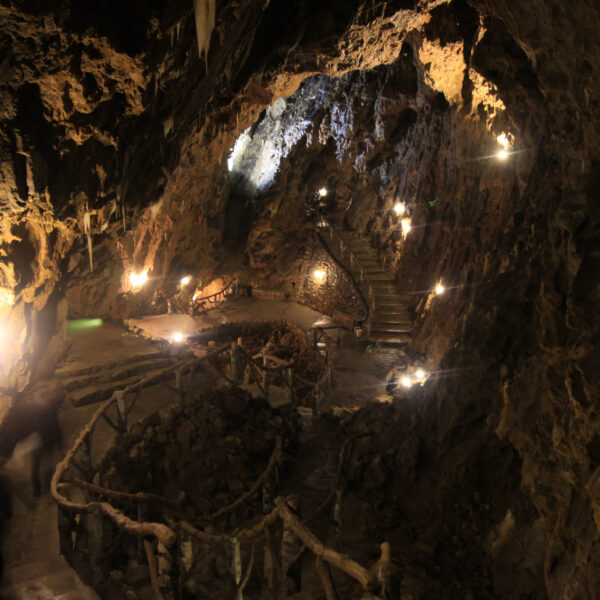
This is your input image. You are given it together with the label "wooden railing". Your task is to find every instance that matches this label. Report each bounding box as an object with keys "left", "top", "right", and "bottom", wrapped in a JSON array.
[
  {"left": 318, "top": 220, "right": 375, "bottom": 334},
  {"left": 189, "top": 277, "right": 237, "bottom": 315},
  {"left": 50, "top": 334, "right": 370, "bottom": 599}
]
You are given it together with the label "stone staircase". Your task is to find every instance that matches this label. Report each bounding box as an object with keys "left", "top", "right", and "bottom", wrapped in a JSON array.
[{"left": 334, "top": 228, "right": 411, "bottom": 345}]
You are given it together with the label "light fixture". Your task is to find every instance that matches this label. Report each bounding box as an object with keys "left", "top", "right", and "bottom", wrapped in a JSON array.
[
  {"left": 435, "top": 282, "right": 445, "bottom": 295},
  {"left": 129, "top": 271, "right": 148, "bottom": 289},
  {"left": 393, "top": 202, "right": 406, "bottom": 216},
  {"left": 313, "top": 269, "right": 326, "bottom": 282},
  {"left": 0, "top": 288, "right": 15, "bottom": 310},
  {"left": 401, "top": 218, "right": 412, "bottom": 235},
  {"left": 400, "top": 376, "right": 413, "bottom": 389},
  {"left": 496, "top": 133, "right": 510, "bottom": 160},
  {"left": 180, "top": 275, "right": 192, "bottom": 286},
  {"left": 318, "top": 187, "right": 328, "bottom": 197},
  {"left": 171, "top": 332, "right": 184, "bottom": 343},
  {"left": 415, "top": 368, "right": 426, "bottom": 380}
]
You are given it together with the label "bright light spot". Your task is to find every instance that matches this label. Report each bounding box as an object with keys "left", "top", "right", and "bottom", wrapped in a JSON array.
[
  {"left": 171, "top": 332, "right": 184, "bottom": 343},
  {"left": 401, "top": 218, "right": 412, "bottom": 235},
  {"left": 393, "top": 202, "right": 406, "bottom": 216},
  {"left": 415, "top": 368, "right": 426, "bottom": 380},
  {"left": 435, "top": 282, "right": 446, "bottom": 295},
  {"left": 496, "top": 133, "right": 511, "bottom": 160},
  {"left": 313, "top": 269, "right": 326, "bottom": 282},
  {"left": 129, "top": 271, "right": 148, "bottom": 289},
  {"left": 318, "top": 187, "right": 328, "bottom": 197},
  {"left": 400, "top": 376, "right": 413, "bottom": 389},
  {"left": 192, "top": 290, "right": 200, "bottom": 301},
  {"left": 0, "top": 288, "right": 15, "bottom": 310},
  {"left": 497, "top": 133, "right": 510, "bottom": 150},
  {"left": 180, "top": 276, "right": 192, "bottom": 286}
]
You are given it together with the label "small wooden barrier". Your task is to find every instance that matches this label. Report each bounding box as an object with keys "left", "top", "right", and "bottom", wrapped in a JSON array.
[{"left": 51, "top": 329, "right": 374, "bottom": 599}]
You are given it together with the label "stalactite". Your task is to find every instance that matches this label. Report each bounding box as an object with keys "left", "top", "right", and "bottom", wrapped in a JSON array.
[
  {"left": 193, "top": 0, "right": 216, "bottom": 72},
  {"left": 83, "top": 211, "right": 93, "bottom": 272}
]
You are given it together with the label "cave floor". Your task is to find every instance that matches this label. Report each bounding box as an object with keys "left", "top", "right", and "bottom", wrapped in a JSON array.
[
  {"left": 1, "top": 299, "right": 405, "bottom": 598},
  {"left": 129, "top": 297, "right": 406, "bottom": 409}
]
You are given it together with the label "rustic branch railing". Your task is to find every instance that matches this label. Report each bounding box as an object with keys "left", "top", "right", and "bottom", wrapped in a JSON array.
[
  {"left": 318, "top": 220, "right": 375, "bottom": 334},
  {"left": 189, "top": 277, "right": 237, "bottom": 314},
  {"left": 51, "top": 329, "right": 369, "bottom": 599}
]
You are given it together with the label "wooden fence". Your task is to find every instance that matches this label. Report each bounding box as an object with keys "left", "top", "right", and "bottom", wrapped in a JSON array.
[{"left": 50, "top": 332, "right": 391, "bottom": 599}]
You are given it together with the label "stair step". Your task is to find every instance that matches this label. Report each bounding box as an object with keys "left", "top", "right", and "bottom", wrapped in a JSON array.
[
  {"left": 374, "top": 311, "right": 410, "bottom": 319},
  {"left": 371, "top": 325, "right": 412, "bottom": 334},
  {"left": 367, "top": 275, "right": 394, "bottom": 281},
  {"left": 365, "top": 333, "right": 410, "bottom": 345},
  {"left": 371, "top": 322, "right": 411, "bottom": 330},
  {"left": 69, "top": 367, "right": 179, "bottom": 406}
]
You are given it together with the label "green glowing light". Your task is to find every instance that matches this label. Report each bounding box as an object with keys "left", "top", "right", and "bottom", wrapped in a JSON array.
[{"left": 67, "top": 318, "right": 103, "bottom": 332}]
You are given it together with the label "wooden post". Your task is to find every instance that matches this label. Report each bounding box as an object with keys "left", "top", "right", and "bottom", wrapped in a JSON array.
[
  {"left": 313, "top": 385, "right": 320, "bottom": 415},
  {"left": 262, "top": 356, "right": 270, "bottom": 403},
  {"left": 115, "top": 391, "right": 127, "bottom": 433},
  {"left": 157, "top": 541, "right": 178, "bottom": 600},
  {"left": 176, "top": 368, "right": 183, "bottom": 403},
  {"left": 86, "top": 512, "right": 104, "bottom": 586},
  {"left": 280, "top": 496, "right": 302, "bottom": 597},
  {"left": 58, "top": 505, "right": 74, "bottom": 556},
  {"left": 286, "top": 367, "right": 294, "bottom": 407},
  {"left": 231, "top": 341, "right": 239, "bottom": 384},
  {"left": 137, "top": 502, "right": 148, "bottom": 563}
]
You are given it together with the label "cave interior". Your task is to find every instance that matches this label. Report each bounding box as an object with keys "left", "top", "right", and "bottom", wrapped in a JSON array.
[{"left": 0, "top": 0, "right": 599, "bottom": 598}]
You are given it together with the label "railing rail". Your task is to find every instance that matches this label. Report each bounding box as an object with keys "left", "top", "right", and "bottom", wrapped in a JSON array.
[
  {"left": 189, "top": 277, "right": 238, "bottom": 314},
  {"left": 318, "top": 219, "right": 375, "bottom": 334},
  {"left": 51, "top": 330, "right": 354, "bottom": 598}
]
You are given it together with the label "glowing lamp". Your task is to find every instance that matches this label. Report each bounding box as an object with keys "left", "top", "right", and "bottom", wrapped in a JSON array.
[
  {"left": 435, "top": 282, "right": 445, "bottom": 295},
  {"left": 0, "top": 288, "right": 15, "bottom": 310},
  {"left": 400, "top": 376, "right": 413, "bottom": 389},
  {"left": 180, "top": 275, "right": 192, "bottom": 286},
  {"left": 318, "top": 187, "right": 328, "bottom": 197},
  {"left": 313, "top": 269, "right": 326, "bottom": 282},
  {"left": 129, "top": 271, "right": 148, "bottom": 289},
  {"left": 393, "top": 202, "right": 406, "bottom": 216},
  {"left": 415, "top": 368, "right": 426, "bottom": 380},
  {"left": 496, "top": 133, "right": 510, "bottom": 160},
  {"left": 401, "top": 218, "right": 412, "bottom": 235},
  {"left": 171, "top": 332, "right": 184, "bottom": 343}
]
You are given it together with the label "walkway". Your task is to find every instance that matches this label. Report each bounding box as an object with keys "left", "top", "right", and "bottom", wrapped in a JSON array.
[{"left": 0, "top": 298, "right": 404, "bottom": 598}]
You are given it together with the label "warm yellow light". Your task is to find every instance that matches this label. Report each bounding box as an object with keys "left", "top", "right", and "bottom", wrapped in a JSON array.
[
  {"left": 435, "top": 282, "right": 445, "bottom": 295},
  {"left": 415, "top": 368, "right": 426, "bottom": 380},
  {"left": 497, "top": 149, "right": 508, "bottom": 160},
  {"left": 393, "top": 202, "right": 406, "bottom": 216},
  {"left": 400, "top": 376, "right": 413, "bottom": 389},
  {"left": 129, "top": 271, "right": 148, "bottom": 288},
  {"left": 318, "top": 187, "right": 328, "bottom": 197},
  {"left": 401, "top": 218, "right": 412, "bottom": 235},
  {"left": 497, "top": 133, "right": 509, "bottom": 150},
  {"left": 313, "top": 269, "right": 326, "bottom": 282},
  {"left": 180, "top": 275, "right": 192, "bottom": 286},
  {"left": 171, "top": 332, "right": 184, "bottom": 343},
  {"left": 0, "top": 288, "right": 15, "bottom": 309}
]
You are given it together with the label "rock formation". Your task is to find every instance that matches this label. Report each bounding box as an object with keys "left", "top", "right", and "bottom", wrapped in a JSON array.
[{"left": 0, "top": 0, "right": 599, "bottom": 597}]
